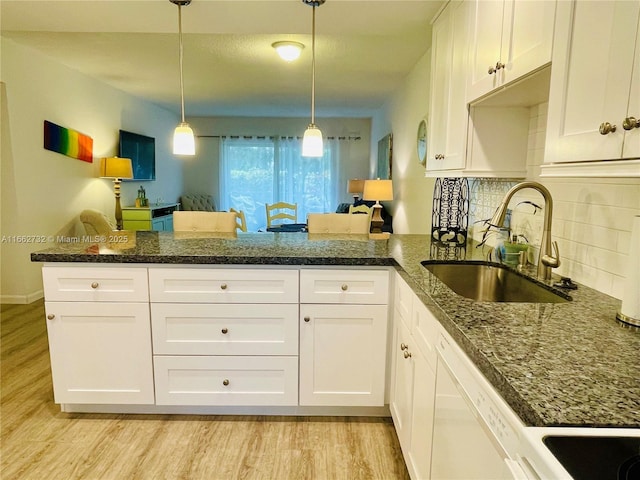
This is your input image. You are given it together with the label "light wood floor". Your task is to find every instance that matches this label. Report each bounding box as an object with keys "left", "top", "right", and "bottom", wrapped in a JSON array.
[{"left": 1, "top": 300, "right": 410, "bottom": 480}]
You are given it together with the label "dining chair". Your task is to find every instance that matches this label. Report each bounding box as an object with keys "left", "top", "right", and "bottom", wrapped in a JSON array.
[
  {"left": 229, "top": 208, "right": 247, "bottom": 232},
  {"left": 265, "top": 202, "right": 297, "bottom": 228},
  {"left": 307, "top": 213, "right": 370, "bottom": 234},
  {"left": 172, "top": 211, "right": 237, "bottom": 232}
]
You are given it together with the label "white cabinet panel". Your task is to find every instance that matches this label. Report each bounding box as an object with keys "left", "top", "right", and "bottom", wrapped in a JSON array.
[
  {"left": 544, "top": 0, "right": 640, "bottom": 172},
  {"left": 44, "top": 301, "right": 154, "bottom": 405},
  {"left": 42, "top": 265, "right": 148, "bottom": 302},
  {"left": 151, "top": 303, "right": 298, "bottom": 356},
  {"left": 299, "top": 304, "right": 388, "bottom": 406},
  {"left": 390, "top": 318, "right": 415, "bottom": 453},
  {"left": 154, "top": 355, "right": 298, "bottom": 406},
  {"left": 407, "top": 351, "right": 436, "bottom": 480},
  {"left": 299, "top": 269, "right": 389, "bottom": 304},
  {"left": 394, "top": 273, "right": 413, "bottom": 327},
  {"left": 149, "top": 268, "right": 299, "bottom": 304},
  {"left": 412, "top": 295, "right": 439, "bottom": 371}
]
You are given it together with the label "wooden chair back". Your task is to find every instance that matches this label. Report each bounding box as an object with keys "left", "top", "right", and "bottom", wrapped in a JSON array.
[
  {"left": 172, "top": 211, "right": 237, "bottom": 233},
  {"left": 307, "top": 213, "right": 370, "bottom": 234},
  {"left": 265, "top": 202, "right": 297, "bottom": 227},
  {"left": 229, "top": 208, "right": 247, "bottom": 232}
]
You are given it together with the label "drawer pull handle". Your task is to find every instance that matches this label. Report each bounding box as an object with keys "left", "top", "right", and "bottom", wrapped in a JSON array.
[
  {"left": 403, "top": 350, "right": 412, "bottom": 359},
  {"left": 47, "top": 314, "right": 55, "bottom": 320},
  {"left": 220, "top": 283, "right": 228, "bottom": 290},
  {"left": 222, "top": 379, "right": 230, "bottom": 386},
  {"left": 341, "top": 284, "right": 348, "bottom": 291},
  {"left": 400, "top": 343, "right": 408, "bottom": 351},
  {"left": 91, "top": 282, "right": 99, "bottom": 289},
  {"left": 221, "top": 328, "right": 228, "bottom": 334},
  {"left": 304, "top": 316, "right": 311, "bottom": 322}
]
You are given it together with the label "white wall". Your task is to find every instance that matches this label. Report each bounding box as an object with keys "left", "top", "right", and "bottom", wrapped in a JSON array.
[
  {"left": 1, "top": 38, "right": 183, "bottom": 303},
  {"left": 371, "top": 49, "right": 434, "bottom": 234}
]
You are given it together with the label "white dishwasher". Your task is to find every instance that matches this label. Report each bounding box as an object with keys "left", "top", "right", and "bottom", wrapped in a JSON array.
[{"left": 431, "top": 332, "right": 528, "bottom": 480}]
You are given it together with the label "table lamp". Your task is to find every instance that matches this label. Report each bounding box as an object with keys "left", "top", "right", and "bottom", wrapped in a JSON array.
[
  {"left": 348, "top": 178, "right": 365, "bottom": 203},
  {"left": 363, "top": 178, "right": 393, "bottom": 234},
  {"left": 100, "top": 157, "right": 133, "bottom": 230}
]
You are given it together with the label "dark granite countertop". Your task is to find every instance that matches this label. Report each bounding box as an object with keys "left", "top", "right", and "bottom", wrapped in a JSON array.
[{"left": 31, "top": 231, "right": 640, "bottom": 428}]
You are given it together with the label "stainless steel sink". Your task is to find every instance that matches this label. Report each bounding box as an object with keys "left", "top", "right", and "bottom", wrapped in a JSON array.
[{"left": 421, "top": 261, "right": 571, "bottom": 303}]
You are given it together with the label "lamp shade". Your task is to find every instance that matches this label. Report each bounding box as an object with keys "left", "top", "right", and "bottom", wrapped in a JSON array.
[
  {"left": 273, "top": 41, "right": 304, "bottom": 62},
  {"left": 100, "top": 157, "right": 133, "bottom": 179},
  {"left": 173, "top": 122, "right": 195, "bottom": 155},
  {"left": 302, "top": 124, "right": 323, "bottom": 157},
  {"left": 348, "top": 179, "right": 365, "bottom": 194},
  {"left": 363, "top": 179, "right": 393, "bottom": 201}
]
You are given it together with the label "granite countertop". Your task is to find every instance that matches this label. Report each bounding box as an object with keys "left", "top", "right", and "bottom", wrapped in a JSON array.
[{"left": 31, "top": 231, "right": 640, "bottom": 428}]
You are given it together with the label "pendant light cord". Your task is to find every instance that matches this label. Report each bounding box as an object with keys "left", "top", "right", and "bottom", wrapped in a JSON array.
[
  {"left": 310, "top": 4, "right": 316, "bottom": 125},
  {"left": 178, "top": 4, "right": 186, "bottom": 123}
]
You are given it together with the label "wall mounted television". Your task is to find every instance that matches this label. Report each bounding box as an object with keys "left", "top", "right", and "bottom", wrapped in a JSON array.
[{"left": 118, "top": 130, "right": 156, "bottom": 181}]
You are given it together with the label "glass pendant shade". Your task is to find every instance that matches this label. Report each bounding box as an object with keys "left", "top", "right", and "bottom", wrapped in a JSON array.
[
  {"left": 273, "top": 41, "right": 304, "bottom": 62},
  {"left": 302, "top": 124, "right": 323, "bottom": 157},
  {"left": 173, "top": 122, "right": 195, "bottom": 155}
]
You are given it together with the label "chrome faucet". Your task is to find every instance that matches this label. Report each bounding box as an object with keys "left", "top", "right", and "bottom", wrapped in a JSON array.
[{"left": 489, "top": 181, "right": 560, "bottom": 281}]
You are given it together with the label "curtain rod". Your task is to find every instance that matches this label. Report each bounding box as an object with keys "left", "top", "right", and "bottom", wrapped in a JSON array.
[{"left": 197, "top": 134, "right": 361, "bottom": 141}]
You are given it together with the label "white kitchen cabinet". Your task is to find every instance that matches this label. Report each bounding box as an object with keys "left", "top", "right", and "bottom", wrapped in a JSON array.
[
  {"left": 389, "top": 273, "right": 438, "bottom": 480},
  {"left": 149, "top": 267, "right": 300, "bottom": 407},
  {"left": 44, "top": 301, "right": 154, "bottom": 405},
  {"left": 467, "top": 0, "right": 555, "bottom": 102},
  {"left": 299, "top": 303, "right": 388, "bottom": 407},
  {"left": 543, "top": 0, "right": 640, "bottom": 176},
  {"left": 42, "top": 265, "right": 154, "bottom": 405},
  {"left": 427, "top": 0, "right": 470, "bottom": 173},
  {"left": 299, "top": 268, "right": 389, "bottom": 407}
]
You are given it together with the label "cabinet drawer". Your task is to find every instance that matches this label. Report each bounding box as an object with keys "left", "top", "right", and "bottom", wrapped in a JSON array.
[
  {"left": 412, "top": 297, "right": 439, "bottom": 371},
  {"left": 42, "top": 266, "right": 149, "bottom": 302},
  {"left": 149, "top": 268, "right": 299, "bottom": 303},
  {"left": 154, "top": 355, "right": 298, "bottom": 406},
  {"left": 122, "top": 209, "right": 151, "bottom": 221},
  {"left": 151, "top": 303, "right": 299, "bottom": 355},
  {"left": 300, "top": 269, "right": 389, "bottom": 304},
  {"left": 394, "top": 273, "right": 413, "bottom": 327}
]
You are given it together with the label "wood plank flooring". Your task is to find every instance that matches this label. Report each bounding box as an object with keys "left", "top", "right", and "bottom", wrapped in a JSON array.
[{"left": 1, "top": 300, "right": 410, "bottom": 480}]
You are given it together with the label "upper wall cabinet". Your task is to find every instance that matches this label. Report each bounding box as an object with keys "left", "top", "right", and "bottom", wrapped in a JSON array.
[
  {"left": 427, "top": 0, "right": 470, "bottom": 172},
  {"left": 543, "top": 0, "right": 640, "bottom": 177},
  {"left": 467, "top": 0, "right": 556, "bottom": 103}
]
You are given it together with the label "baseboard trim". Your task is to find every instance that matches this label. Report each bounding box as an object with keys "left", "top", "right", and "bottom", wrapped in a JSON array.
[{"left": 1, "top": 290, "right": 43, "bottom": 304}]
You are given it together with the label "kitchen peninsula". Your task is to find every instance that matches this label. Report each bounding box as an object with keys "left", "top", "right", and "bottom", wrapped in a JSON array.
[{"left": 31, "top": 231, "right": 639, "bottom": 429}]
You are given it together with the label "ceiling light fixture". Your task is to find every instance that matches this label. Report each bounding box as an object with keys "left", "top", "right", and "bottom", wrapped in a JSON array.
[
  {"left": 272, "top": 41, "right": 305, "bottom": 62},
  {"left": 301, "top": 0, "right": 325, "bottom": 158},
  {"left": 170, "top": 0, "right": 195, "bottom": 156}
]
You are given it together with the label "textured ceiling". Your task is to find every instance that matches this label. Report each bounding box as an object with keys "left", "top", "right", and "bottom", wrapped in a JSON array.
[{"left": 1, "top": 0, "right": 445, "bottom": 117}]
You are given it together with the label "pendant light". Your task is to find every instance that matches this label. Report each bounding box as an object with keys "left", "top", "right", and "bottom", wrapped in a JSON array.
[
  {"left": 302, "top": 0, "right": 325, "bottom": 158},
  {"left": 170, "top": 0, "right": 195, "bottom": 156}
]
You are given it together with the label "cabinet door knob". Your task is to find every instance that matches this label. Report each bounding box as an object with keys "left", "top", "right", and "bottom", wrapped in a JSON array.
[
  {"left": 47, "top": 314, "right": 55, "bottom": 320},
  {"left": 488, "top": 62, "right": 504, "bottom": 74},
  {"left": 221, "top": 328, "right": 228, "bottom": 334},
  {"left": 435, "top": 154, "right": 445, "bottom": 160},
  {"left": 91, "top": 282, "right": 99, "bottom": 289},
  {"left": 403, "top": 350, "right": 412, "bottom": 359},
  {"left": 599, "top": 122, "right": 617, "bottom": 135},
  {"left": 220, "top": 283, "right": 228, "bottom": 290},
  {"left": 623, "top": 116, "right": 640, "bottom": 130},
  {"left": 304, "top": 316, "right": 311, "bottom": 322},
  {"left": 400, "top": 343, "right": 408, "bottom": 351},
  {"left": 341, "top": 284, "right": 348, "bottom": 291},
  {"left": 222, "top": 379, "right": 229, "bottom": 386}
]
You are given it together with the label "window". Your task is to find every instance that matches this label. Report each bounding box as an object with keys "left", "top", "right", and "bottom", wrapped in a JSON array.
[{"left": 220, "top": 136, "right": 339, "bottom": 231}]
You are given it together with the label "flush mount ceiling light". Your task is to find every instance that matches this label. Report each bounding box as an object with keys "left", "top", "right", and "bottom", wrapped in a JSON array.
[
  {"left": 272, "top": 41, "right": 305, "bottom": 62},
  {"left": 301, "top": 0, "right": 325, "bottom": 158},
  {"left": 170, "top": 0, "right": 195, "bottom": 156}
]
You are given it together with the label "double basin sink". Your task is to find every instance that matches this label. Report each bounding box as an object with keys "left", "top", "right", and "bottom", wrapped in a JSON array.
[{"left": 421, "top": 261, "right": 571, "bottom": 303}]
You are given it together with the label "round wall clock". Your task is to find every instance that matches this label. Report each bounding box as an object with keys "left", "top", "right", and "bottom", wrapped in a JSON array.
[{"left": 417, "top": 119, "right": 427, "bottom": 165}]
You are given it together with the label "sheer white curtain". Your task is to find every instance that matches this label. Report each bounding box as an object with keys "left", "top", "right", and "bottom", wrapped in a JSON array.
[{"left": 220, "top": 136, "right": 340, "bottom": 231}]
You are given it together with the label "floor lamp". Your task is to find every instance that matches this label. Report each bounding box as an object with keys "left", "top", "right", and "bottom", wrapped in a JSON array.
[{"left": 100, "top": 157, "right": 133, "bottom": 230}]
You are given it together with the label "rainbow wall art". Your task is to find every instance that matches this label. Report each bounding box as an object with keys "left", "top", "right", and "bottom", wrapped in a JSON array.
[{"left": 43, "top": 120, "right": 93, "bottom": 163}]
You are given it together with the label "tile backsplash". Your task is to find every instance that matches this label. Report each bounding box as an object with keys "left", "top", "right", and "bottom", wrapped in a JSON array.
[{"left": 467, "top": 103, "right": 640, "bottom": 299}]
